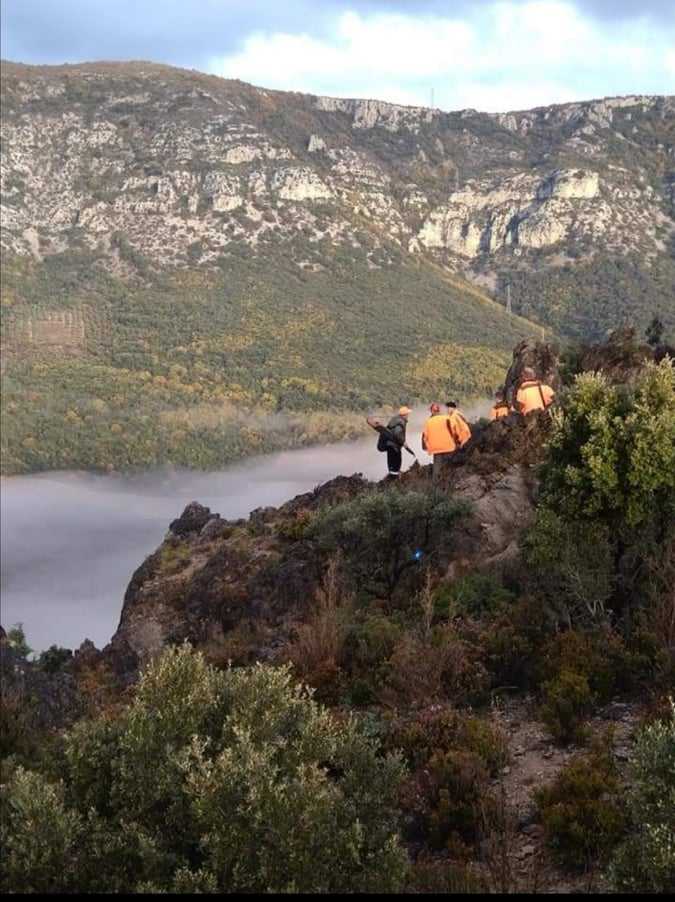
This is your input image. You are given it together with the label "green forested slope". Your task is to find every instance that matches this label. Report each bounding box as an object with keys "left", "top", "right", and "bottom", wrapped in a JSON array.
[{"left": 1, "top": 248, "right": 538, "bottom": 474}]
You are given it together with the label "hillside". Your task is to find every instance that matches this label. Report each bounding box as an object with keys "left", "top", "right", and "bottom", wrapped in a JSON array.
[
  {"left": 1, "top": 61, "right": 674, "bottom": 473},
  {"left": 2, "top": 332, "right": 674, "bottom": 893}
]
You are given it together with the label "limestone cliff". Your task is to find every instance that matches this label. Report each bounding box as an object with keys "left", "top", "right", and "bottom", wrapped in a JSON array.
[{"left": 1, "top": 61, "right": 673, "bottom": 340}]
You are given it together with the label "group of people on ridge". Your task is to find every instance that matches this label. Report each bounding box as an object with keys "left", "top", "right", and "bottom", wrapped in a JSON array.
[{"left": 367, "top": 367, "right": 555, "bottom": 479}]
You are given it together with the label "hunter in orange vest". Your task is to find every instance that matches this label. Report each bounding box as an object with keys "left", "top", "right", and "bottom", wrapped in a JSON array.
[
  {"left": 446, "top": 401, "right": 472, "bottom": 447},
  {"left": 422, "top": 402, "right": 472, "bottom": 480},
  {"left": 422, "top": 403, "right": 456, "bottom": 480},
  {"left": 490, "top": 386, "right": 511, "bottom": 420},
  {"left": 515, "top": 368, "right": 555, "bottom": 414}
]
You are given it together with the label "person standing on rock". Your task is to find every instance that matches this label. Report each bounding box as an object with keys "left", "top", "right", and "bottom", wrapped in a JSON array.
[
  {"left": 367, "top": 406, "right": 415, "bottom": 478},
  {"left": 490, "top": 386, "right": 511, "bottom": 420},
  {"left": 445, "top": 401, "right": 472, "bottom": 449},
  {"left": 422, "top": 403, "right": 457, "bottom": 481},
  {"left": 515, "top": 368, "right": 555, "bottom": 415}
]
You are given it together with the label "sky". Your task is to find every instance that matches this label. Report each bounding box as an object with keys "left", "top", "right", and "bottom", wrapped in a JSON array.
[{"left": 2, "top": 0, "right": 674, "bottom": 112}]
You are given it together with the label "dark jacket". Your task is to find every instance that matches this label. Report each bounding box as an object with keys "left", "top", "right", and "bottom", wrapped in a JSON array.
[{"left": 386, "top": 414, "right": 407, "bottom": 449}]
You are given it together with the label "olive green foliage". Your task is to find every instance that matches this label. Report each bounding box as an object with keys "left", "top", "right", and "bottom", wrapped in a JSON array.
[
  {"left": 502, "top": 254, "right": 675, "bottom": 344},
  {"left": 610, "top": 701, "right": 675, "bottom": 894},
  {"left": 1, "top": 250, "right": 531, "bottom": 475},
  {"left": 541, "top": 361, "right": 675, "bottom": 531},
  {"left": 391, "top": 707, "right": 509, "bottom": 851},
  {"left": 308, "top": 487, "right": 469, "bottom": 600},
  {"left": 524, "top": 509, "right": 614, "bottom": 627},
  {"left": 5, "top": 623, "right": 32, "bottom": 658},
  {"left": 0, "top": 768, "right": 85, "bottom": 893},
  {"left": 540, "top": 669, "right": 593, "bottom": 745},
  {"left": 536, "top": 735, "right": 627, "bottom": 869},
  {"left": 0, "top": 645, "right": 408, "bottom": 894},
  {"left": 37, "top": 645, "right": 73, "bottom": 674},
  {"left": 435, "top": 572, "right": 516, "bottom": 620}
]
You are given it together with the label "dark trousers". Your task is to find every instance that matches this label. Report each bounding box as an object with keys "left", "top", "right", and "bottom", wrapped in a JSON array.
[
  {"left": 387, "top": 445, "right": 402, "bottom": 475},
  {"left": 432, "top": 451, "right": 453, "bottom": 481}
]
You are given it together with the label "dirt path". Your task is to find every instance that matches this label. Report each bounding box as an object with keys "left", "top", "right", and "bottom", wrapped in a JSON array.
[{"left": 484, "top": 696, "right": 642, "bottom": 894}]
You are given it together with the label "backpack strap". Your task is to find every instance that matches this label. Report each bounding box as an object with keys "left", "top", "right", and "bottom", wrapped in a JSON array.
[{"left": 537, "top": 383, "right": 547, "bottom": 408}]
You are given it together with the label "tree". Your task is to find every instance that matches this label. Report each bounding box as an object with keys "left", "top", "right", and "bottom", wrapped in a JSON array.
[
  {"left": 609, "top": 701, "right": 675, "bottom": 893},
  {"left": 2, "top": 646, "right": 408, "bottom": 894},
  {"left": 540, "top": 361, "right": 675, "bottom": 534}
]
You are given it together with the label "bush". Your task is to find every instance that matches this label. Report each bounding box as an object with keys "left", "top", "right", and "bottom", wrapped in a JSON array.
[
  {"left": 435, "top": 572, "right": 515, "bottom": 621},
  {"left": 536, "top": 735, "right": 626, "bottom": 870},
  {"left": 379, "top": 625, "right": 488, "bottom": 708},
  {"left": 425, "top": 749, "right": 492, "bottom": 849},
  {"left": 0, "top": 768, "right": 84, "bottom": 893},
  {"left": 391, "top": 707, "right": 509, "bottom": 776},
  {"left": 286, "top": 557, "right": 351, "bottom": 702},
  {"left": 540, "top": 669, "right": 594, "bottom": 745},
  {"left": 4, "top": 646, "right": 408, "bottom": 893},
  {"left": 37, "top": 645, "right": 73, "bottom": 674},
  {"left": 541, "top": 361, "right": 675, "bottom": 533},
  {"left": 343, "top": 614, "right": 403, "bottom": 669},
  {"left": 524, "top": 509, "right": 614, "bottom": 627},
  {"left": 609, "top": 701, "right": 675, "bottom": 893},
  {"left": 308, "top": 487, "right": 469, "bottom": 601},
  {"left": 538, "top": 629, "right": 633, "bottom": 703}
]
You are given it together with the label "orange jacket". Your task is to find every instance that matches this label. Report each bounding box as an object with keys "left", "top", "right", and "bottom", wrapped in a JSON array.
[
  {"left": 516, "top": 380, "right": 555, "bottom": 414},
  {"left": 490, "top": 402, "right": 511, "bottom": 420},
  {"left": 448, "top": 409, "right": 472, "bottom": 447},
  {"left": 422, "top": 414, "right": 456, "bottom": 454}
]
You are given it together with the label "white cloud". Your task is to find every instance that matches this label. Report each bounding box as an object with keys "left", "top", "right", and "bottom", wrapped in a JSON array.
[{"left": 211, "top": 2, "right": 675, "bottom": 112}]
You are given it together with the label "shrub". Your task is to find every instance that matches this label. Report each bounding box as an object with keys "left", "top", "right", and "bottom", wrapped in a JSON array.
[
  {"left": 380, "top": 625, "right": 488, "bottom": 707},
  {"left": 308, "top": 487, "right": 469, "bottom": 601},
  {"left": 480, "top": 595, "right": 554, "bottom": 691},
  {"left": 536, "top": 735, "right": 626, "bottom": 869},
  {"left": 446, "top": 572, "right": 516, "bottom": 620},
  {"left": 524, "top": 509, "right": 614, "bottom": 627},
  {"left": 7, "top": 646, "right": 408, "bottom": 894},
  {"left": 286, "top": 556, "right": 351, "bottom": 701},
  {"left": 37, "top": 645, "right": 73, "bottom": 674},
  {"left": 343, "top": 614, "right": 403, "bottom": 670},
  {"left": 391, "top": 707, "right": 509, "bottom": 776},
  {"left": 425, "top": 749, "right": 492, "bottom": 849},
  {"left": 540, "top": 669, "right": 594, "bottom": 745},
  {"left": 538, "top": 629, "right": 633, "bottom": 703},
  {"left": 609, "top": 701, "right": 675, "bottom": 893},
  {"left": 541, "top": 361, "right": 675, "bottom": 534},
  {"left": 0, "top": 768, "right": 84, "bottom": 893}
]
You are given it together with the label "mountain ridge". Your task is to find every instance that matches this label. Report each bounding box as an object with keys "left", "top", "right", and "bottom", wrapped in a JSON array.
[{"left": 1, "top": 60, "right": 672, "bottom": 473}]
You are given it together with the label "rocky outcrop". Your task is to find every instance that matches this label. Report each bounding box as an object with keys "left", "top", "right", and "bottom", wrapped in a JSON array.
[
  {"left": 418, "top": 168, "right": 608, "bottom": 258},
  {"left": 503, "top": 339, "right": 561, "bottom": 407},
  {"left": 314, "top": 95, "right": 437, "bottom": 132},
  {"left": 1, "top": 63, "right": 672, "bottom": 300}
]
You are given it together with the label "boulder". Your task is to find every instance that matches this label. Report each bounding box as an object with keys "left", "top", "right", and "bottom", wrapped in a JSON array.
[{"left": 169, "top": 501, "right": 216, "bottom": 537}]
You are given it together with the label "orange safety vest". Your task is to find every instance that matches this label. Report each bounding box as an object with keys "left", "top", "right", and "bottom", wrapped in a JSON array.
[
  {"left": 516, "top": 380, "right": 555, "bottom": 414},
  {"left": 448, "top": 409, "right": 472, "bottom": 447},
  {"left": 422, "top": 414, "right": 456, "bottom": 454},
  {"left": 490, "top": 402, "right": 510, "bottom": 420}
]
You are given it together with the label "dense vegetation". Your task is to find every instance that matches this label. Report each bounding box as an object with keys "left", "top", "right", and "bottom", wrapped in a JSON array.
[
  {"left": 2, "top": 346, "right": 673, "bottom": 892},
  {"left": 1, "top": 249, "right": 530, "bottom": 474},
  {"left": 499, "top": 251, "right": 675, "bottom": 343}
]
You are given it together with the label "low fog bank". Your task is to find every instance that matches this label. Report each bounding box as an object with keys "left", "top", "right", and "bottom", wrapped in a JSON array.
[{"left": 1, "top": 401, "right": 491, "bottom": 652}]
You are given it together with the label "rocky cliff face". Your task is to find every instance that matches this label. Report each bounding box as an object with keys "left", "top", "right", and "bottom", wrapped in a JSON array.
[{"left": 1, "top": 61, "right": 673, "bottom": 339}]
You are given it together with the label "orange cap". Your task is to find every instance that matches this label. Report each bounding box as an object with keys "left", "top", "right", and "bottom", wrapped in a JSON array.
[{"left": 399, "top": 406, "right": 412, "bottom": 416}]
